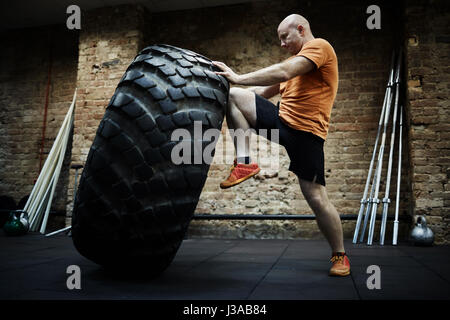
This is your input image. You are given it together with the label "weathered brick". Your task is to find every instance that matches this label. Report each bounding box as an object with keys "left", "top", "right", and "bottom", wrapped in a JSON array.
[
  {"left": 2, "top": 0, "right": 447, "bottom": 243},
  {"left": 0, "top": 25, "right": 77, "bottom": 232}
]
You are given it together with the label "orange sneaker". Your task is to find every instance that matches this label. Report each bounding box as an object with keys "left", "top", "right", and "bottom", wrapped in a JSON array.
[
  {"left": 329, "top": 253, "right": 351, "bottom": 277},
  {"left": 220, "top": 162, "right": 260, "bottom": 189}
]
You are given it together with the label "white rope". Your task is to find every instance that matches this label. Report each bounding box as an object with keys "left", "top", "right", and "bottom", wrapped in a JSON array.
[{"left": 24, "top": 88, "right": 77, "bottom": 233}]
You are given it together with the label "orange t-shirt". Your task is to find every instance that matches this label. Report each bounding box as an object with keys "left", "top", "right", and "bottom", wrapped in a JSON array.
[{"left": 279, "top": 38, "right": 338, "bottom": 140}]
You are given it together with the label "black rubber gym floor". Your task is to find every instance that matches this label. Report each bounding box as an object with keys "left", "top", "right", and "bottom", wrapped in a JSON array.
[{"left": 1, "top": 232, "right": 449, "bottom": 300}]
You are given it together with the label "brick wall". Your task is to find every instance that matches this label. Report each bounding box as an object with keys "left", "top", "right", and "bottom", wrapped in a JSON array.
[
  {"left": 405, "top": 0, "right": 450, "bottom": 243},
  {"left": 0, "top": 25, "right": 78, "bottom": 231},
  {"left": 66, "top": 5, "right": 145, "bottom": 224},
  {"left": 2, "top": 0, "right": 448, "bottom": 243}
]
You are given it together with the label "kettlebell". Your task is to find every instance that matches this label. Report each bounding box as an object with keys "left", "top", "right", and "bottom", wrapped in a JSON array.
[
  {"left": 410, "top": 215, "right": 434, "bottom": 246},
  {"left": 3, "top": 210, "right": 29, "bottom": 236}
]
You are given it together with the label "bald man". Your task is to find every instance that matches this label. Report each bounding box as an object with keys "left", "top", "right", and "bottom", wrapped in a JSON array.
[{"left": 213, "top": 14, "right": 350, "bottom": 277}]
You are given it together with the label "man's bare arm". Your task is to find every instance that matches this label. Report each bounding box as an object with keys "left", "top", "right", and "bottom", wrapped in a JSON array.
[
  {"left": 248, "top": 84, "right": 280, "bottom": 99},
  {"left": 213, "top": 56, "right": 315, "bottom": 86}
]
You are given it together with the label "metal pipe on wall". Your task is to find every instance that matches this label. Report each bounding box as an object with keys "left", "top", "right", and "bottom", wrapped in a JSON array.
[
  {"left": 192, "top": 214, "right": 410, "bottom": 221},
  {"left": 38, "top": 29, "right": 53, "bottom": 175}
]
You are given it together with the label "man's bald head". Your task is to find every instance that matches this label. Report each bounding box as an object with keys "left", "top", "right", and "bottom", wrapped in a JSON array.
[
  {"left": 278, "top": 14, "right": 310, "bottom": 33},
  {"left": 277, "top": 14, "right": 314, "bottom": 54}
]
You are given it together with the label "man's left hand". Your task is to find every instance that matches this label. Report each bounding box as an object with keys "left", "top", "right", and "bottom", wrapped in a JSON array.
[{"left": 212, "top": 61, "right": 241, "bottom": 84}]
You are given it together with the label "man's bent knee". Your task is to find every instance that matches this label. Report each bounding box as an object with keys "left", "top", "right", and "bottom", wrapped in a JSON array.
[
  {"left": 229, "top": 86, "right": 250, "bottom": 98},
  {"left": 229, "top": 87, "right": 254, "bottom": 106}
]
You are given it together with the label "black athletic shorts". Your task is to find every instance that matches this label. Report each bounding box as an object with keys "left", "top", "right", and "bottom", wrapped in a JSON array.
[{"left": 253, "top": 94, "right": 326, "bottom": 186}]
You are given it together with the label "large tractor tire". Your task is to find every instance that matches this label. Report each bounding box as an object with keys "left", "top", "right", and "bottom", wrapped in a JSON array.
[{"left": 71, "top": 45, "right": 229, "bottom": 276}]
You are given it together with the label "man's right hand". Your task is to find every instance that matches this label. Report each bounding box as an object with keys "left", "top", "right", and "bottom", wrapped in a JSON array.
[{"left": 212, "top": 61, "right": 242, "bottom": 84}]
